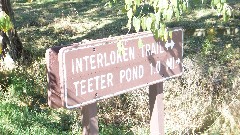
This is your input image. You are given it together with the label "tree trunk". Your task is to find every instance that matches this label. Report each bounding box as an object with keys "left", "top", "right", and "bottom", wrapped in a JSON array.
[{"left": 0, "top": 0, "right": 22, "bottom": 62}]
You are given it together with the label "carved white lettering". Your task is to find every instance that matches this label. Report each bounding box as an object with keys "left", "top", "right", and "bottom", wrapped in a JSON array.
[
  {"left": 100, "top": 74, "right": 106, "bottom": 89},
  {"left": 94, "top": 76, "right": 100, "bottom": 90},
  {"left": 132, "top": 66, "right": 138, "bottom": 80},
  {"left": 128, "top": 47, "right": 135, "bottom": 60},
  {"left": 119, "top": 65, "right": 144, "bottom": 83},
  {"left": 107, "top": 73, "right": 113, "bottom": 88},
  {"left": 104, "top": 53, "right": 110, "bottom": 66},
  {"left": 89, "top": 55, "right": 96, "bottom": 70},
  {"left": 72, "top": 59, "right": 75, "bottom": 74},
  {"left": 123, "top": 48, "right": 129, "bottom": 61},
  {"left": 72, "top": 47, "right": 136, "bottom": 73},
  {"left": 141, "top": 46, "right": 144, "bottom": 57},
  {"left": 145, "top": 44, "right": 151, "bottom": 56},
  {"left": 80, "top": 80, "right": 87, "bottom": 95},
  {"left": 97, "top": 53, "right": 103, "bottom": 68},
  {"left": 88, "top": 78, "right": 94, "bottom": 93},
  {"left": 110, "top": 51, "right": 116, "bottom": 65},
  {"left": 83, "top": 56, "right": 89, "bottom": 71},
  {"left": 117, "top": 52, "right": 123, "bottom": 63},
  {"left": 126, "top": 68, "right": 131, "bottom": 82},
  {"left": 139, "top": 65, "right": 144, "bottom": 78},
  {"left": 76, "top": 58, "right": 83, "bottom": 73},
  {"left": 166, "top": 57, "right": 175, "bottom": 70},
  {"left": 151, "top": 43, "right": 157, "bottom": 55},
  {"left": 141, "top": 42, "right": 165, "bottom": 57},
  {"left": 73, "top": 81, "right": 79, "bottom": 96},
  {"left": 73, "top": 73, "right": 114, "bottom": 96}
]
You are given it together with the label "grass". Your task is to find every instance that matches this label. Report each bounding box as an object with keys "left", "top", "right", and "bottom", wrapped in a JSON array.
[{"left": 0, "top": 0, "right": 240, "bottom": 134}]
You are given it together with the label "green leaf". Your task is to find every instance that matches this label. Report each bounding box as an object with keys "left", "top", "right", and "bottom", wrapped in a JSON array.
[
  {"left": 154, "top": 21, "right": 159, "bottom": 29},
  {"left": 159, "top": 0, "right": 168, "bottom": 9},
  {"left": 149, "top": 13, "right": 156, "bottom": 30},
  {"left": 223, "top": 10, "right": 229, "bottom": 22},
  {"left": 160, "top": 24, "right": 166, "bottom": 40},
  {"left": 146, "top": 17, "right": 152, "bottom": 31},
  {"left": 162, "top": 9, "right": 168, "bottom": 20},
  {"left": 0, "top": 44, "right": 2, "bottom": 54},
  {"left": 172, "top": 0, "right": 178, "bottom": 7},
  {"left": 166, "top": 8, "right": 173, "bottom": 21},
  {"left": 155, "top": 11, "right": 161, "bottom": 23},
  {"left": 153, "top": 29, "right": 158, "bottom": 39},
  {"left": 127, "top": 19, "right": 132, "bottom": 30},
  {"left": 125, "top": 0, "right": 132, "bottom": 10},
  {"left": 135, "top": 0, "right": 141, "bottom": 6},
  {"left": 138, "top": 38, "right": 144, "bottom": 48},
  {"left": 174, "top": 8, "right": 180, "bottom": 21},
  {"left": 214, "top": 0, "right": 220, "bottom": 5},
  {"left": 150, "top": 13, "right": 156, "bottom": 21},
  {"left": 127, "top": 8, "right": 133, "bottom": 29},
  {"left": 164, "top": 31, "right": 168, "bottom": 42},
  {"left": 160, "top": 30, "right": 165, "bottom": 41},
  {"left": 133, "top": 4, "right": 137, "bottom": 12},
  {"left": 108, "top": 2, "right": 113, "bottom": 8},
  {"left": 125, "top": 0, "right": 132, "bottom": 7},
  {"left": 168, "top": 31, "right": 173, "bottom": 39},
  {"left": 122, "top": 7, "right": 127, "bottom": 13},
  {"left": 0, "top": 11, "right": 12, "bottom": 32},
  {"left": 133, "top": 16, "right": 141, "bottom": 32},
  {"left": 141, "top": 17, "right": 147, "bottom": 31},
  {"left": 227, "top": 8, "right": 231, "bottom": 16},
  {"left": 153, "top": 0, "right": 158, "bottom": 8},
  {"left": 127, "top": 8, "right": 133, "bottom": 19},
  {"left": 221, "top": 0, "right": 226, "bottom": 3},
  {"left": 182, "top": 2, "right": 187, "bottom": 11}
]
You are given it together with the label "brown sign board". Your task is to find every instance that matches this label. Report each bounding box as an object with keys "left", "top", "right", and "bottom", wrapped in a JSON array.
[{"left": 46, "top": 28, "right": 183, "bottom": 109}]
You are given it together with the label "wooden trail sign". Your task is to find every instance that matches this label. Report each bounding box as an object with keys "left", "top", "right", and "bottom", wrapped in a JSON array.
[
  {"left": 46, "top": 28, "right": 183, "bottom": 109},
  {"left": 46, "top": 28, "right": 183, "bottom": 135},
  {"left": 46, "top": 32, "right": 153, "bottom": 108}
]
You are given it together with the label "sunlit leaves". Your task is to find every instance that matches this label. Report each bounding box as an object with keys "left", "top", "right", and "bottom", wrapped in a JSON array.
[
  {"left": 0, "top": 44, "right": 2, "bottom": 55},
  {"left": 133, "top": 16, "right": 140, "bottom": 32},
  {"left": 166, "top": 8, "right": 174, "bottom": 21},
  {"left": 168, "top": 31, "right": 173, "bottom": 39},
  {"left": 145, "top": 17, "right": 152, "bottom": 31},
  {"left": 140, "top": 17, "right": 147, "bottom": 31},
  {"left": 120, "top": 0, "right": 231, "bottom": 41},
  {"left": 138, "top": 38, "right": 144, "bottom": 48},
  {"left": 0, "top": 11, "right": 13, "bottom": 55},
  {"left": 172, "top": 0, "right": 178, "bottom": 7},
  {"left": 0, "top": 11, "right": 13, "bottom": 33},
  {"left": 212, "top": 0, "right": 220, "bottom": 5},
  {"left": 211, "top": 0, "right": 231, "bottom": 21},
  {"left": 125, "top": 0, "right": 132, "bottom": 10},
  {"left": 123, "top": 0, "right": 189, "bottom": 39},
  {"left": 127, "top": 8, "right": 133, "bottom": 29},
  {"left": 134, "top": 0, "right": 141, "bottom": 7}
]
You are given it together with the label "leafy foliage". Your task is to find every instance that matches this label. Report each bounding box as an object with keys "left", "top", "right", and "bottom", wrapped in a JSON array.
[
  {"left": 111, "top": 0, "right": 232, "bottom": 40},
  {"left": 0, "top": 11, "right": 13, "bottom": 32},
  {"left": 0, "top": 11, "right": 13, "bottom": 55}
]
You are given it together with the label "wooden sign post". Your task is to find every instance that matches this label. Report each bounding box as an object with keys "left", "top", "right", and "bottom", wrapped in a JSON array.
[
  {"left": 82, "top": 102, "right": 98, "bottom": 135},
  {"left": 149, "top": 83, "right": 164, "bottom": 135},
  {"left": 46, "top": 28, "right": 183, "bottom": 134}
]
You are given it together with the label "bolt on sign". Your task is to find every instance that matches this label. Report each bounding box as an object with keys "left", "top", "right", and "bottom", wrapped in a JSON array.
[{"left": 46, "top": 28, "right": 183, "bottom": 109}]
